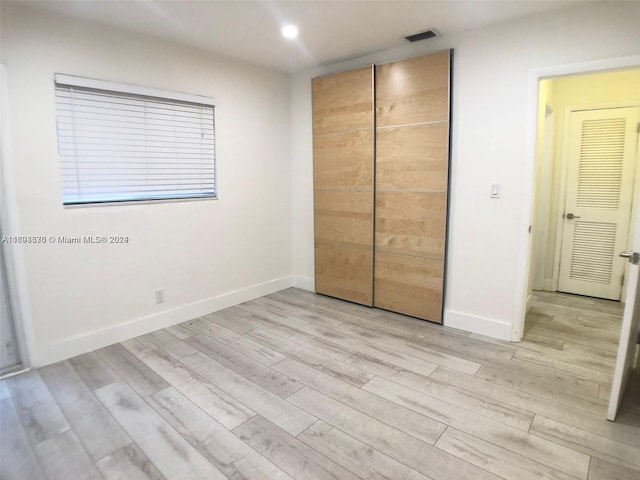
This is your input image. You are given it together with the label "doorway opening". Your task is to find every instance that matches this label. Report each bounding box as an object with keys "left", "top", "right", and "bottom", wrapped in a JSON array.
[
  {"left": 525, "top": 67, "right": 640, "bottom": 420},
  {"left": 528, "top": 69, "right": 640, "bottom": 305}
]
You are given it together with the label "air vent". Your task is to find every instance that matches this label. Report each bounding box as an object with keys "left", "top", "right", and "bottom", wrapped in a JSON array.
[{"left": 405, "top": 30, "right": 438, "bottom": 42}]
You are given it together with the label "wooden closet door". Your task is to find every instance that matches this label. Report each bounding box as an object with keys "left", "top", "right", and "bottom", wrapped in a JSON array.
[
  {"left": 312, "top": 66, "right": 374, "bottom": 305},
  {"left": 374, "top": 51, "right": 451, "bottom": 322}
]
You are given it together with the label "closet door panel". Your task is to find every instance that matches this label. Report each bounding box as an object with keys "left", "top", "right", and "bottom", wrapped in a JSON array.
[
  {"left": 375, "top": 192, "right": 446, "bottom": 258},
  {"left": 374, "top": 252, "right": 444, "bottom": 321},
  {"left": 315, "top": 244, "right": 373, "bottom": 305},
  {"left": 376, "top": 51, "right": 450, "bottom": 127},
  {"left": 314, "top": 190, "right": 373, "bottom": 248},
  {"left": 374, "top": 50, "right": 451, "bottom": 322},
  {"left": 313, "top": 130, "right": 373, "bottom": 189},
  {"left": 376, "top": 123, "right": 448, "bottom": 191},
  {"left": 313, "top": 66, "right": 374, "bottom": 306},
  {"left": 312, "top": 67, "right": 374, "bottom": 134}
]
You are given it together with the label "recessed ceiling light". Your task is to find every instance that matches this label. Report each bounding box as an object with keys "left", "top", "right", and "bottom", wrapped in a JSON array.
[{"left": 282, "top": 25, "right": 298, "bottom": 39}]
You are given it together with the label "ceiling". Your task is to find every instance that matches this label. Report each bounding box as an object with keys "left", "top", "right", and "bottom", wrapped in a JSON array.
[{"left": 22, "top": 0, "right": 585, "bottom": 73}]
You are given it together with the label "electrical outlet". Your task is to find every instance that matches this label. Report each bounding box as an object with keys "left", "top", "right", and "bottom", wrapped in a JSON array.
[{"left": 155, "top": 289, "right": 165, "bottom": 304}]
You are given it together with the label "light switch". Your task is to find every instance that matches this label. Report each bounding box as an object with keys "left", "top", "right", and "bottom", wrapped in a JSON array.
[{"left": 490, "top": 184, "right": 501, "bottom": 199}]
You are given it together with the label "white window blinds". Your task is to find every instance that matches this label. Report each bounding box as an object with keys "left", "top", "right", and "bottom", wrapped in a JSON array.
[{"left": 54, "top": 74, "right": 216, "bottom": 205}]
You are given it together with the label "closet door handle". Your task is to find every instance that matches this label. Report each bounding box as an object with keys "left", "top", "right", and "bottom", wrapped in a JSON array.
[{"left": 566, "top": 213, "right": 581, "bottom": 220}]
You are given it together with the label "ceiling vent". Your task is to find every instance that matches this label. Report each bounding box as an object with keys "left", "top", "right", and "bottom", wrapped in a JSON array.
[{"left": 405, "top": 29, "right": 438, "bottom": 42}]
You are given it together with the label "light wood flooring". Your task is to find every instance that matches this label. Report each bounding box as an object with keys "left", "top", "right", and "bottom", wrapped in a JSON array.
[{"left": 1, "top": 288, "right": 639, "bottom": 480}]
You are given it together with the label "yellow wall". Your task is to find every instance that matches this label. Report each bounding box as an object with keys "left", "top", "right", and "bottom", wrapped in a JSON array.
[
  {"left": 530, "top": 79, "right": 555, "bottom": 292},
  {"left": 532, "top": 68, "right": 640, "bottom": 291}
]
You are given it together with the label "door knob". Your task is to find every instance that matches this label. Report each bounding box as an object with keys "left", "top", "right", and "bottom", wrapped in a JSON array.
[
  {"left": 566, "top": 213, "right": 581, "bottom": 220},
  {"left": 619, "top": 251, "right": 640, "bottom": 265}
]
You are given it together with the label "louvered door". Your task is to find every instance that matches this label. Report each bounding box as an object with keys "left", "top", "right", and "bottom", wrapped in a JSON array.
[{"left": 558, "top": 107, "right": 639, "bottom": 300}]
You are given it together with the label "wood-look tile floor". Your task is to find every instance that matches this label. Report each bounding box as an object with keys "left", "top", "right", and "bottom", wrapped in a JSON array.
[{"left": 1, "top": 288, "right": 639, "bottom": 480}]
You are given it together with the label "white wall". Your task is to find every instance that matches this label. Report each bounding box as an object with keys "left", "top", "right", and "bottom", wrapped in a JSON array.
[
  {"left": 1, "top": 4, "right": 293, "bottom": 366},
  {"left": 291, "top": 1, "right": 640, "bottom": 339}
]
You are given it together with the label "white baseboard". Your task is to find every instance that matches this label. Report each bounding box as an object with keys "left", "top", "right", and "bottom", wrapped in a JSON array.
[
  {"left": 543, "top": 279, "right": 555, "bottom": 292},
  {"left": 34, "top": 275, "right": 295, "bottom": 367},
  {"left": 293, "top": 275, "right": 314, "bottom": 292},
  {"left": 444, "top": 310, "right": 512, "bottom": 341}
]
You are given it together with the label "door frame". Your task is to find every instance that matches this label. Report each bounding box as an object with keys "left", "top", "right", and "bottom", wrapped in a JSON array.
[
  {"left": 0, "top": 64, "right": 34, "bottom": 373},
  {"left": 514, "top": 54, "right": 640, "bottom": 341},
  {"left": 551, "top": 103, "right": 639, "bottom": 297},
  {"left": 531, "top": 107, "right": 554, "bottom": 292}
]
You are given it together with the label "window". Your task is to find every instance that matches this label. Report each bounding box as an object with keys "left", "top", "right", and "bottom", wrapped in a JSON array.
[{"left": 54, "top": 74, "right": 216, "bottom": 205}]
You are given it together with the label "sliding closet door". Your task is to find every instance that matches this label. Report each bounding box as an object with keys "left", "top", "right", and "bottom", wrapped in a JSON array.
[
  {"left": 312, "top": 66, "right": 374, "bottom": 305},
  {"left": 374, "top": 51, "right": 451, "bottom": 322}
]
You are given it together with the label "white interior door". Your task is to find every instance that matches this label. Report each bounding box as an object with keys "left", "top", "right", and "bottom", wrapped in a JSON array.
[
  {"left": 608, "top": 229, "right": 640, "bottom": 420},
  {"left": 558, "top": 107, "right": 639, "bottom": 300}
]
